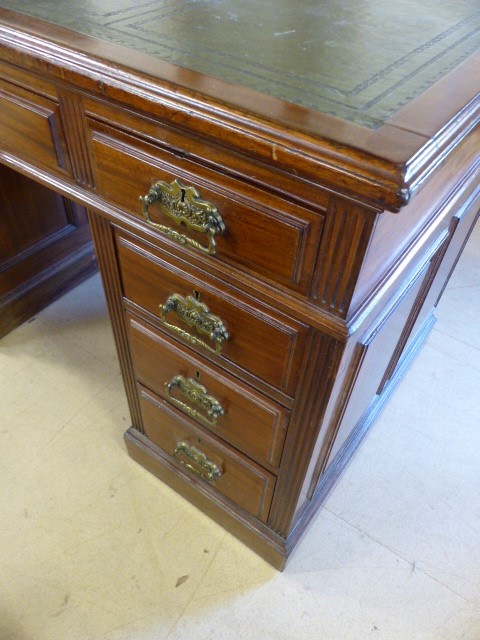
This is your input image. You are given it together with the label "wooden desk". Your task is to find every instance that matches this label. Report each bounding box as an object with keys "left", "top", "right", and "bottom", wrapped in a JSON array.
[{"left": 0, "top": 2, "right": 478, "bottom": 569}]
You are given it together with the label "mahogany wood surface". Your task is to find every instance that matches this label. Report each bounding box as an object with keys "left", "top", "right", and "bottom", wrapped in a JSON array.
[{"left": 0, "top": 5, "right": 477, "bottom": 568}]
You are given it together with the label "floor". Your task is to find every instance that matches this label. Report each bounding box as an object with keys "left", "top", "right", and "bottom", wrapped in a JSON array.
[{"left": 1, "top": 223, "right": 479, "bottom": 640}]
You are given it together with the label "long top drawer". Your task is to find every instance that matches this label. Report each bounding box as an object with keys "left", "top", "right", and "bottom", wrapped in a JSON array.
[{"left": 90, "top": 121, "right": 324, "bottom": 294}]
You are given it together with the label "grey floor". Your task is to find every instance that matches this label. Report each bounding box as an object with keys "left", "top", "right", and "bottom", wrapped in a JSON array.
[{"left": 1, "top": 223, "right": 479, "bottom": 640}]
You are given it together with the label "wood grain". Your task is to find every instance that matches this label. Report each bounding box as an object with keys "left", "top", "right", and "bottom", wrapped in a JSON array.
[{"left": 0, "top": 5, "right": 477, "bottom": 570}]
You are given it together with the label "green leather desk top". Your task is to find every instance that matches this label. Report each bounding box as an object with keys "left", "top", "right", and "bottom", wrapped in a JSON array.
[{"left": 0, "top": 0, "right": 478, "bottom": 128}]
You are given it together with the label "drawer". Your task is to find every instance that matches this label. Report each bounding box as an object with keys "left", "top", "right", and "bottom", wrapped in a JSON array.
[
  {"left": 127, "top": 313, "right": 289, "bottom": 469},
  {"left": 0, "top": 77, "right": 70, "bottom": 175},
  {"left": 138, "top": 385, "right": 276, "bottom": 522},
  {"left": 90, "top": 121, "right": 323, "bottom": 294},
  {"left": 116, "top": 231, "right": 309, "bottom": 397}
]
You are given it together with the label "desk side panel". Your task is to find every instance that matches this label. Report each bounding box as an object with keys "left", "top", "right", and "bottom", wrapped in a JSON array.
[
  {"left": 350, "top": 126, "right": 480, "bottom": 321},
  {"left": 0, "top": 167, "right": 96, "bottom": 336},
  {"left": 288, "top": 173, "right": 479, "bottom": 540}
]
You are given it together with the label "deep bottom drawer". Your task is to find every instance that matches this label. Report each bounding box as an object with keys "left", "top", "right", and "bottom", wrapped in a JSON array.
[{"left": 138, "top": 385, "right": 276, "bottom": 523}]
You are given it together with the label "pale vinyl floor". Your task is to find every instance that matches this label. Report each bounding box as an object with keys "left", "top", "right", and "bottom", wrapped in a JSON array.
[{"left": 1, "top": 222, "right": 479, "bottom": 640}]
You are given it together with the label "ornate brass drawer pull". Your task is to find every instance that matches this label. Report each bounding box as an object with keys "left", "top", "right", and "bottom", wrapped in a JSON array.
[
  {"left": 173, "top": 441, "right": 222, "bottom": 484},
  {"left": 160, "top": 291, "right": 229, "bottom": 355},
  {"left": 140, "top": 178, "right": 225, "bottom": 255},
  {"left": 166, "top": 374, "right": 225, "bottom": 426}
]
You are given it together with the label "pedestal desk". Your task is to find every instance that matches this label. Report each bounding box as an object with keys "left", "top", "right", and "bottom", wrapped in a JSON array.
[{"left": 0, "top": 2, "right": 478, "bottom": 569}]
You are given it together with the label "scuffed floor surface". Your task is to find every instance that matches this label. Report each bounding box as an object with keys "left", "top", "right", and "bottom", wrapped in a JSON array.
[{"left": 1, "top": 223, "right": 479, "bottom": 640}]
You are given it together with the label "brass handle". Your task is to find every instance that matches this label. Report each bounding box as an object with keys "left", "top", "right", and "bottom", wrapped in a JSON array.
[
  {"left": 166, "top": 374, "right": 225, "bottom": 426},
  {"left": 140, "top": 178, "right": 225, "bottom": 255},
  {"left": 160, "top": 292, "right": 229, "bottom": 355},
  {"left": 173, "top": 441, "right": 222, "bottom": 483}
]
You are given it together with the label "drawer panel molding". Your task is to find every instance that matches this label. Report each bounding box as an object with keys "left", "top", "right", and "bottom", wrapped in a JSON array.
[{"left": 0, "top": 77, "right": 70, "bottom": 175}]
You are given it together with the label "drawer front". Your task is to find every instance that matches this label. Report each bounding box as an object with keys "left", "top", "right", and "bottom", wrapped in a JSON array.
[
  {"left": 0, "top": 78, "right": 69, "bottom": 175},
  {"left": 90, "top": 121, "right": 323, "bottom": 293},
  {"left": 139, "top": 385, "right": 276, "bottom": 522},
  {"left": 117, "top": 231, "right": 308, "bottom": 396},
  {"left": 127, "top": 313, "right": 289, "bottom": 469}
]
